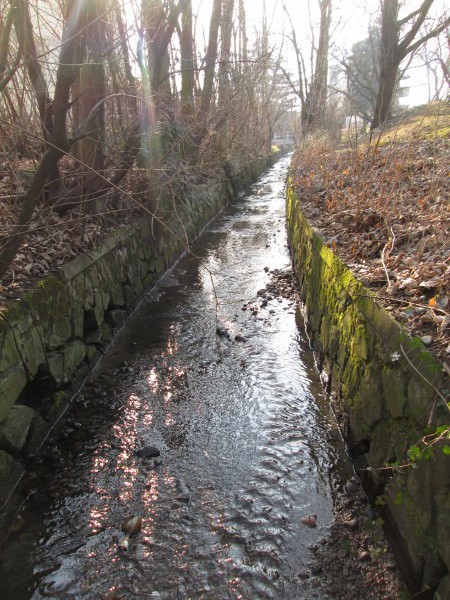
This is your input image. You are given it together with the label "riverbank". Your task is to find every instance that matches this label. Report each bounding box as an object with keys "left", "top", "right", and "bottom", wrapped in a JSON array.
[
  {"left": 0, "top": 151, "right": 279, "bottom": 508},
  {"left": 286, "top": 103, "right": 450, "bottom": 598},
  {"left": 0, "top": 153, "right": 279, "bottom": 307},
  {"left": 0, "top": 154, "right": 376, "bottom": 599},
  {"left": 289, "top": 101, "right": 449, "bottom": 369}
]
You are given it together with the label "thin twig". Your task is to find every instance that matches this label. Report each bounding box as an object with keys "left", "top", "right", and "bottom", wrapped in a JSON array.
[
  {"left": 381, "top": 226, "right": 395, "bottom": 289},
  {"left": 356, "top": 293, "right": 448, "bottom": 316}
]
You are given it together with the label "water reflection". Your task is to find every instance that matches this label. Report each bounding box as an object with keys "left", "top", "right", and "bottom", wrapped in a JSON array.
[{"left": 0, "top": 156, "right": 351, "bottom": 599}]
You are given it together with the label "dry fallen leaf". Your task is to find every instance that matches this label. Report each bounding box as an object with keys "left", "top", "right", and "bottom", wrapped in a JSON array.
[
  {"left": 400, "top": 277, "right": 417, "bottom": 290},
  {"left": 419, "top": 277, "right": 441, "bottom": 291}
]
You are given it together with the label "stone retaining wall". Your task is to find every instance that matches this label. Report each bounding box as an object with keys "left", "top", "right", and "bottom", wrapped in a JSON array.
[
  {"left": 0, "top": 155, "right": 276, "bottom": 505},
  {"left": 286, "top": 182, "right": 450, "bottom": 596}
]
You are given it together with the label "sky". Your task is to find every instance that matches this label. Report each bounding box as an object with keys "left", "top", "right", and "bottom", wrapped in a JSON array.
[
  {"left": 193, "top": 0, "right": 448, "bottom": 107},
  {"left": 193, "top": 0, "right": 381, "bottom": 51}
]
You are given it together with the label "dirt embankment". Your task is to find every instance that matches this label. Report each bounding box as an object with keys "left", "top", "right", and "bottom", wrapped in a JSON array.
[{"left": 289, "top": 102, "right": 449, "bottom": 376}]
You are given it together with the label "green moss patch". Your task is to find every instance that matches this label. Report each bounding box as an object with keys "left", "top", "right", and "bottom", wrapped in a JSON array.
[{"left": 286, "top": 180, "right": 450, "bottom": 583}]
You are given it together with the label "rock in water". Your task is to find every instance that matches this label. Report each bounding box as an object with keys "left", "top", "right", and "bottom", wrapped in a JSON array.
[
  {"left": 301, "top": 515, "right": 317, "bottom": 528},
  {"left": 136, "top": 446, "right": 160, "bottom": 459},
  {"left": 122, "top": 515, "right": 142, "bottom": 536},
  {"left": 216, "top": 326, "right": 230, "bottom": 339},
  {"left": 119, "top": 536, "right": 131, "bottom": 551},
  {"left": 176, "top": 493, "right": 191, "bottom": 504},
  {"left": 119, "top": 516, "right": 143, "bottom": 551}
]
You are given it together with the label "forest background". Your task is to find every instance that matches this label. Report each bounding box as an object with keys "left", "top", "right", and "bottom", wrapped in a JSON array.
[{"left": 0, "top": 0, "right": 448, "bottom": 367}]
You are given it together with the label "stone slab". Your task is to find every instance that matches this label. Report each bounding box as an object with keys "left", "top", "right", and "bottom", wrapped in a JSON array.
[
  {"left": 0, "top": 366, "right": 28, "bottom": 422},
  {"left": 0, "top": 404, "right": 35, "bottom": 454}
]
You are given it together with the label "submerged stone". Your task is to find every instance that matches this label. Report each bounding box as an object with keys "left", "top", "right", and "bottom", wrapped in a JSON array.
[{"left": 136, "top": 446, "right": 161, "bottom": 459}]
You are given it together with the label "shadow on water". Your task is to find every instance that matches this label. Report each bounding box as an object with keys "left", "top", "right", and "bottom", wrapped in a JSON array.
[{"left": 0, "top": 155, "right": 352, "bottom": 599}]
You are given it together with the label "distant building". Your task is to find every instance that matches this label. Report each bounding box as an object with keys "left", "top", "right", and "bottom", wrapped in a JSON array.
[
  {"left": 343, "top": 115, "right": 364, "bottom": 128},
  {"left": 271, "top": 132, "right": 295, "bottom": 146}
]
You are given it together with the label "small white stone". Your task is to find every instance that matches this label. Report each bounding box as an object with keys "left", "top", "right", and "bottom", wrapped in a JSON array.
[
  {"left": 421, "top": 335, "right": 432, "bottom": 346},
  {"left": 400, "top": 277, "right": 417, "bottom": 290}
]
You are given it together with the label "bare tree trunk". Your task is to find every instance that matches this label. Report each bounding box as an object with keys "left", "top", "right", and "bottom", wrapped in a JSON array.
[
  {"left": 177, "top": 0, "right": 195, "bottom": 160},
  {"left": 180, "top": 0, "right": 194, "bottom": 115},
  {"left": 218, "top": 0, "right": 234, "bottom": 112},
  {"left": 216, "top": 0, "right": 234, "bottom": 154},
  {"left": 0, "top": 0, "right": 22, "bottom": 93},
  {"left": 304, "top": 0, "right": 331, "bottom": 130},
  {"left": 188, "top": 0, "right": 221, "bottom": 162},
  {"left": 139, "top": 0, "right": 183, "bottom": 209},
  {"left": 281, "top": 0, "right": 330, "bottom": 134},
  {"left": 371, "top": 0, "right": 399, "bottom": 130},
  {"left": 14, "top": 0, "right": 60, "bottom": 196},
  {"left": 238, "top": 0, "right": 247, "bottom": 66},
  {"left": 54, "top": 124, "right": 141, "bottom": 214},
  {"left": 71, "top": 0, "right": 107, "bottom": 213},
  {"left": 371, "top": 0, "right": 449, "bottom": 129},
  {"left": 200, "top": 0, "right": 222, "bottom": 118},
  {"left": 113, "top": 0, "right": 137, "bottom": 94},
  {"left": 259, "top": 0, "right": 271, "bottom": 153},
  {"left": 0, "top": 0, "right": 85, "bottom": 279},
  {"left": 142, "top": 0, "right": 182, "bottom": 96}
]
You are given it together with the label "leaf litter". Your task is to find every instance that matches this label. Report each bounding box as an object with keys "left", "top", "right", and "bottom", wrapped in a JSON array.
[{"left": 289, "top": 102, "right": 449, "bottom": 383}]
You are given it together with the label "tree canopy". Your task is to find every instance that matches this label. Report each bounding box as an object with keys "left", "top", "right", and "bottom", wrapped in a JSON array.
[{"left": 0, "top": 0, "right": 448, "bottom": 280}]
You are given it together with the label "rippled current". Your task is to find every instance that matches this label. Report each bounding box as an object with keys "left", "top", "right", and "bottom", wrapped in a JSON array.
[{"left": 1, "top": 155, "right": 351, "bottom": 599}]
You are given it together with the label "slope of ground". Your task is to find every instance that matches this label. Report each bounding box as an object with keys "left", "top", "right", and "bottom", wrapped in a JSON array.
[
  {"left": 289, "top": 102, "right": 450, "bottom": 380},
  {"left": 0, "top": 167, "right": 141, "bottom": 307}
]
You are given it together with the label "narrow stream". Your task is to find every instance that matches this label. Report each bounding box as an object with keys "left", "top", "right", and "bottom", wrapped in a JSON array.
[{"left": 1, "top": 155, "right": 352, "bottom": 599}]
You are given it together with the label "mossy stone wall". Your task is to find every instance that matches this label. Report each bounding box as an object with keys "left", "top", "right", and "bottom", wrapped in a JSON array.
[
  {"left": 286, "top": 182, "right": 450, "bottom": 593},
  {"left": 0, "top": 155, "right": 276, "bottom": 505}
]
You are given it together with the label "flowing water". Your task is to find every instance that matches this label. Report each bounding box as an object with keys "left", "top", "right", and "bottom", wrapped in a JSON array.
[{"left": 0, "top": 155, "right": 352, "bottom": 599}]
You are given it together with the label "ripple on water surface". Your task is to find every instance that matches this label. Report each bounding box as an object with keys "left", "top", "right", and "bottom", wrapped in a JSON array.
[{"left": 1, "top": 155, "right": 349, "bottom": 600}]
